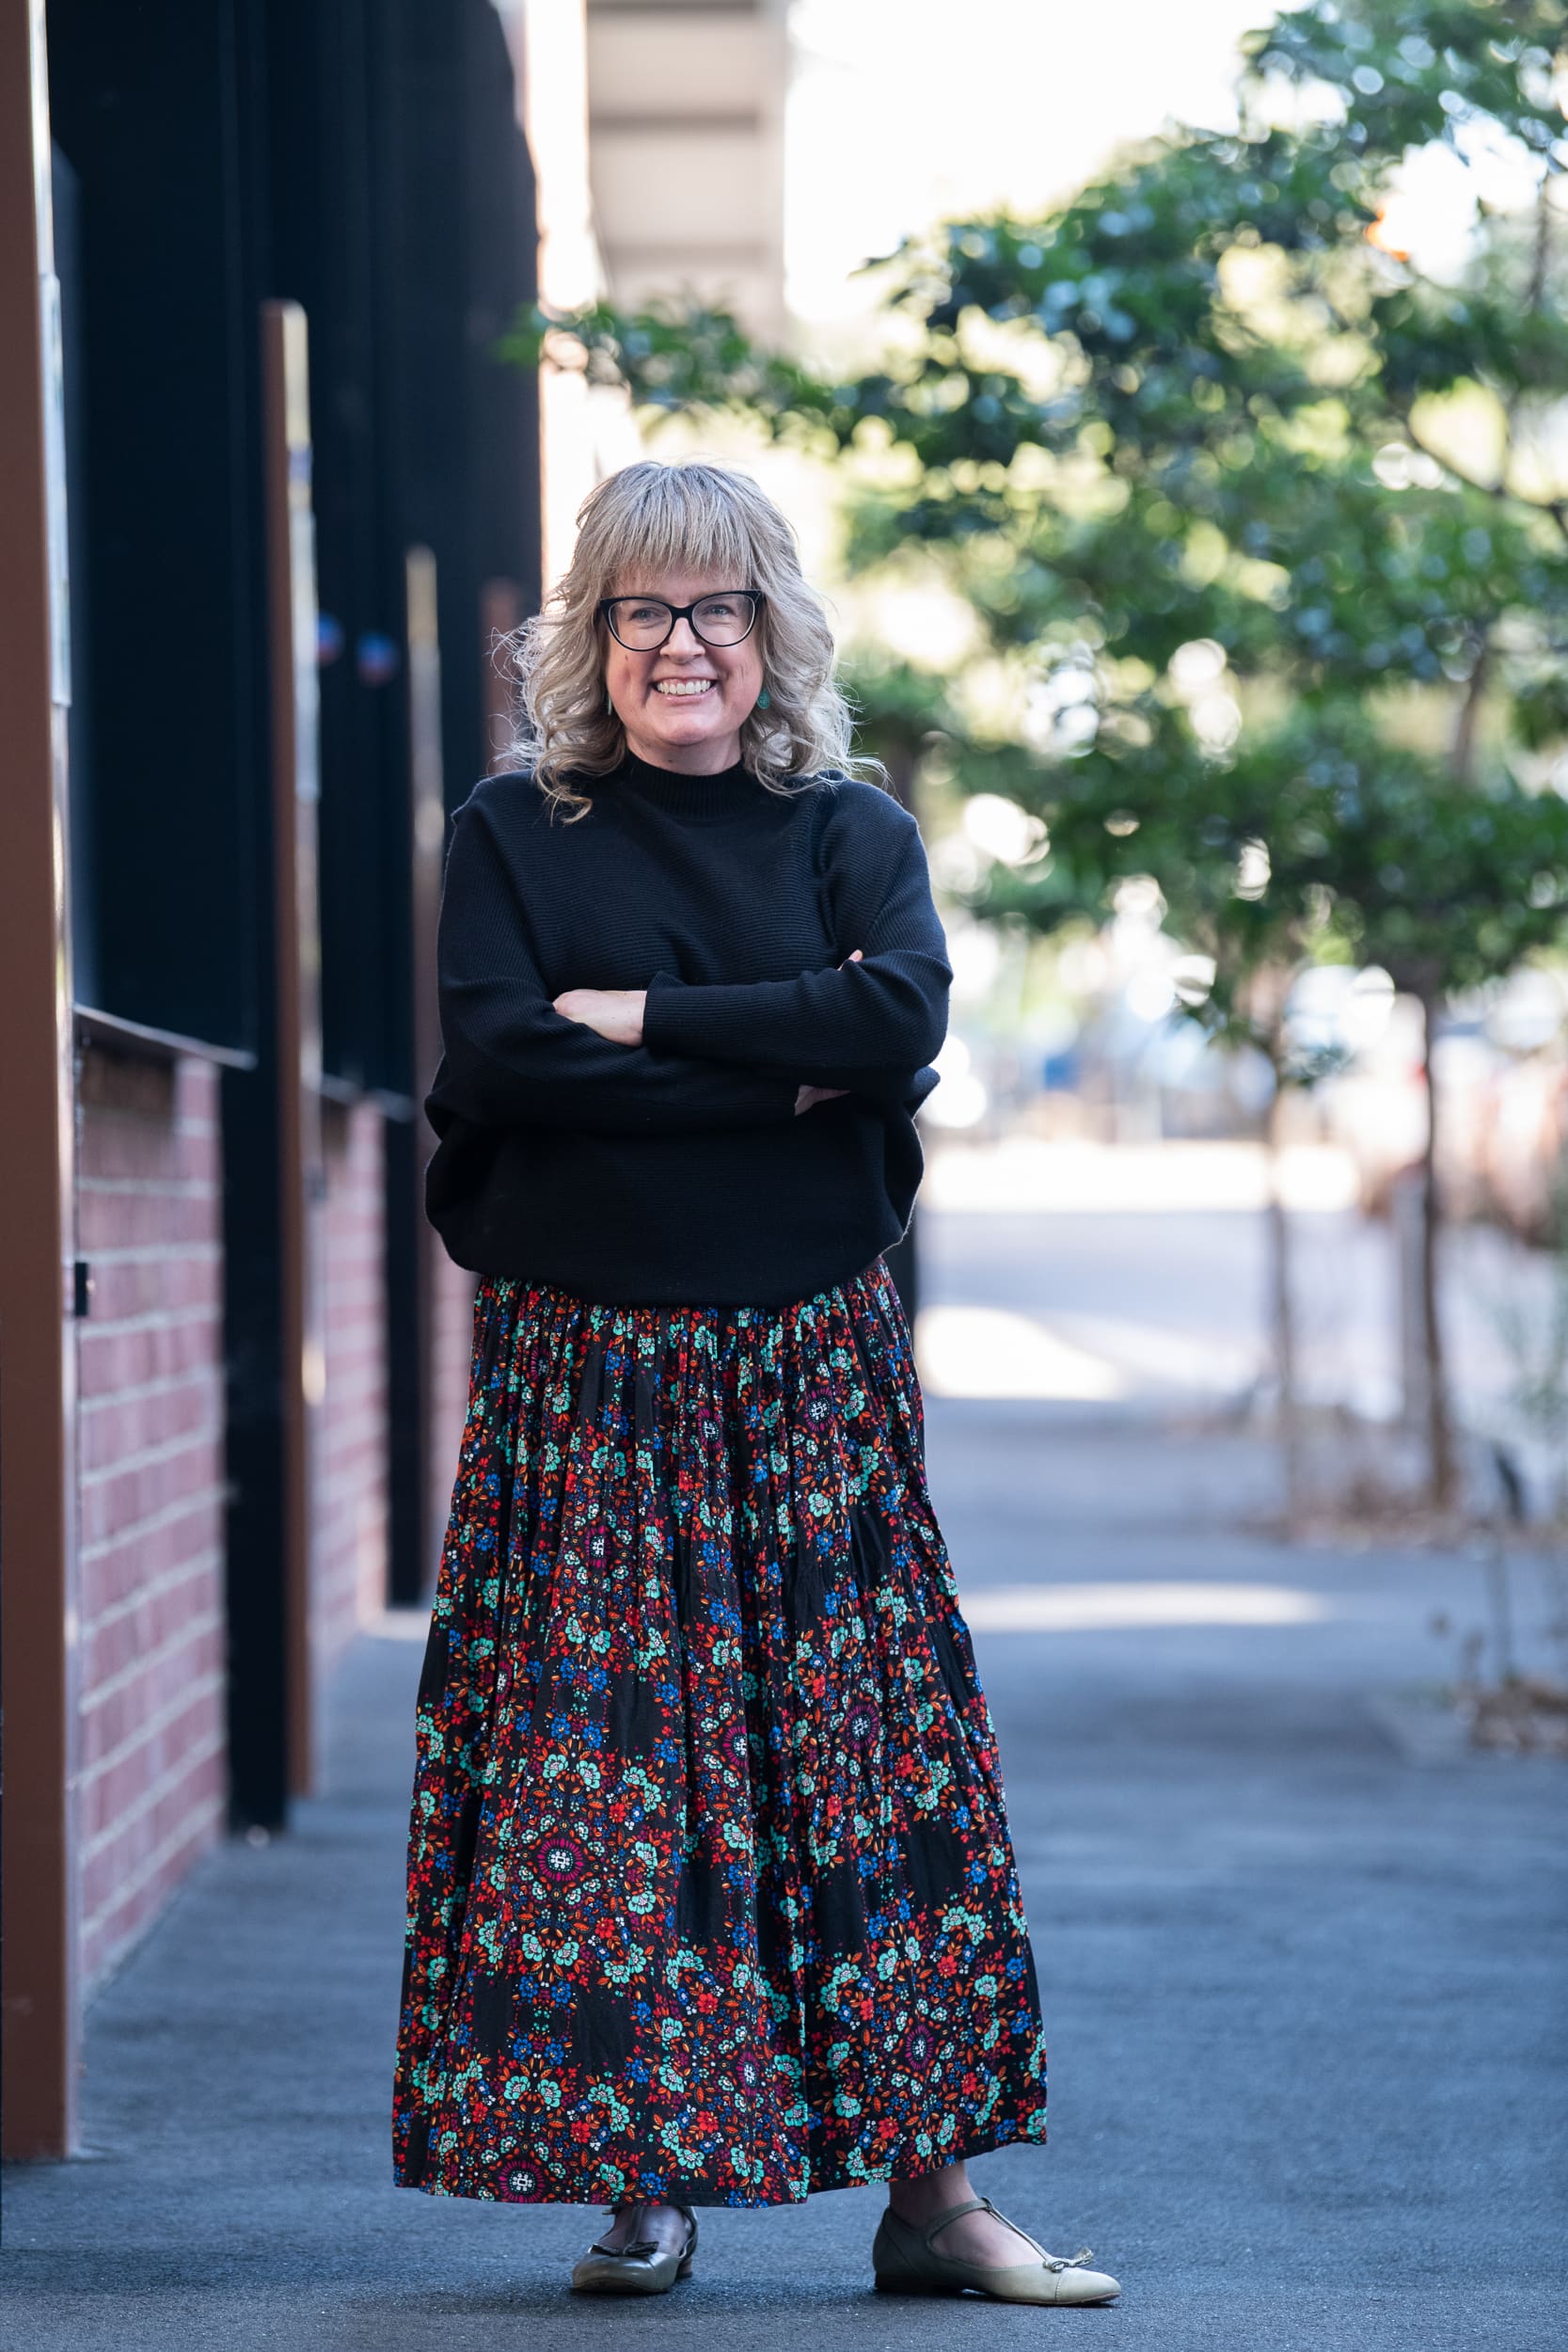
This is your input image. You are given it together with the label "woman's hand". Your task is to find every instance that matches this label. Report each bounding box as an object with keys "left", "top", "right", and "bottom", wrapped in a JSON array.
[
  {"left": 554, "top": 953, "right": 863, "bottom": 1079},
  {"left": 552, "top": 988, "right": 646, "bottom": 1046}
]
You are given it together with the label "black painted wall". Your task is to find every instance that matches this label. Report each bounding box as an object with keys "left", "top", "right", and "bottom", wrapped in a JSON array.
[{"left": 47, "top": 0, "right": 542, "bottom": 1820}]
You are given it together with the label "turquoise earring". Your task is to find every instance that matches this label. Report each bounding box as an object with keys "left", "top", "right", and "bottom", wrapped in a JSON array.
[
  {"left": 756, "top": 687, "right": 771, "bottom": 710},
  {"left": 605, "top": 689, "right": 613, "bottom": 714}
]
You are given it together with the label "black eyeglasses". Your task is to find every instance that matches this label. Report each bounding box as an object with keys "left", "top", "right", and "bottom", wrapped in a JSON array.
[{"left": 597, "top": 589, "right": 764, "bottom": 651}]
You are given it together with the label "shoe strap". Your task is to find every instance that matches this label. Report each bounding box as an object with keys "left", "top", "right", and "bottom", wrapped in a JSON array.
[
  {"left": 915, "top": 2194, "right": 978, "bottom": 2243},
  {"left": 914, "top": 2194, "right": 1008, "bottom": 2251},
  {"left": 589, "top": 2197, "right": 693, "bottom": 2262},
  {"left": 915, "top": 2195, "right": 1095, "bottom": 2273},
  {"left": 589, "top": 2198, "right": 656, "bottom": 2259}
]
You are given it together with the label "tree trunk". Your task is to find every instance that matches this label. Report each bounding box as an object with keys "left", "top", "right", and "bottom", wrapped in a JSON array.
[
  {"left": 1416, "top": 988, "right": 1458, "bottom": 1513},
  {"left": 1264, "top": 1060, "right": 1305, "bottom": 1534},
  {"left": 1451, "top": 637, "right": 1489, "bottom": 782}
]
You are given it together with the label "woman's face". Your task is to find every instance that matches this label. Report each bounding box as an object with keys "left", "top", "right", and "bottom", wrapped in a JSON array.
[{"left": 602, "top": 567, "right": 764, "bottom": 773}]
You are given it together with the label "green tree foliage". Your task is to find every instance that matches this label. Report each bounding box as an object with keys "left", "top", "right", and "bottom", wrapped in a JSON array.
[{"left": 508, "top": 0, "right": 1568, "bottom": 1504}]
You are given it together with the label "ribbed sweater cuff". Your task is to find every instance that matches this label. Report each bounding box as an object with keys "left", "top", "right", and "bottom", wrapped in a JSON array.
[
  {"left": 643, "top": 976, "right": 799, "bottom": 1119},
  {"left": 641, "top": 970, "right": 715, "bottom": 1057}
]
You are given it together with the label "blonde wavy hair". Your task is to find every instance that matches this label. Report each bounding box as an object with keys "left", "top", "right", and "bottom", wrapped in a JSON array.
[{"left": 502, "top": 458, "right": 880, "bottom": 818}]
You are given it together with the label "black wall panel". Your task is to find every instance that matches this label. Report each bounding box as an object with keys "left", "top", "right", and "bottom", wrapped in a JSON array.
[
  {"left": 48, "top": 0, "right": 266, "bottom": 1050},
  {"left": 47, "top": 0, "right": 543, "bottom": 1810}
]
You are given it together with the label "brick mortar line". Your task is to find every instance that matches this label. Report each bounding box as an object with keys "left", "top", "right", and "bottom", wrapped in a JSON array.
[
  {"left": 78, "top": 1183, "right": 221, "bottom": 1206},
  {"left": 84, "top": 1543, "right": 223, "bottom": 1637},
  {"left": 81, "top": 1094, "right": 215, "bottom": 1118},
  {"left": 79, "top": 1421, "right": 227, "bottom": 1489},
  {"left": 81, "top": 1304, "right": 223, "bottom": 1338},
  {"left": 79, "top": 1669, "right": 226, "bottom": 1789},
  {"left": 80, "top": 1335, "right": 223, "bottom": 1366},
  {"left": 81, "top": 1627, "right": 224, "bottom": 1722},
  {"left": 83, "top": 1581, "right": 225, "bottom": 1675},
  {"left": 81, "top": 1368, "right": 224, "bottom": 1416},
  {"left": 79, "top": 1243, "right": 224, "bottom": 1267},
  {"left": 84, "top": 1798, "right": 225, "bottom": 1948},
  {"left": 81, "top": 1388, "right": 224, "bottom": 1435},
  {"left": 80, "top": 1715, "right": 227, "bottom": 1856},
  {"left": 81, "top": 1747, "right": 227, "bottom": 1927},
  {"left": 81, "top": 1486, "right": 227, "bottom": 1565},
  {"left": 81, "top": 1106, "right": 218, "bottom": 1135}
]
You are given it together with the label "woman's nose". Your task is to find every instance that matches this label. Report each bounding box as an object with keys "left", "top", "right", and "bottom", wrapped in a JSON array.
[{"left": 665, "top": 616, "right": 703, "bottom": 656}]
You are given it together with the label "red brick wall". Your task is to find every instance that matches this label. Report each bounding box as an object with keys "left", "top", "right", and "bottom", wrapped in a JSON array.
[
  {"left": 76, "top": 1051, "right": 227, "bottom": 1993},
  {"left": 316, "top": 1101, "right": 388, "bottom": 1669},
  {"left": 73, "top": 1065, "right": 416, "bottom": 1976}
]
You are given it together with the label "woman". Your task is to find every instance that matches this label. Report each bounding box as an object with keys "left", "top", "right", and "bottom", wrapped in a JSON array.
[{"left": 391, "top": 458, "right": 1118, "bottom": 2308}]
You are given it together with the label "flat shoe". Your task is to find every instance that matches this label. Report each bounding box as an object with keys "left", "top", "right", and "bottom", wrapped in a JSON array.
[
  {"left": 873, "top": 2195, "right": 1121, "bottom": 2306},
  {"left": 570, "top": 2199, "right": 698, "bottom": 2295}
]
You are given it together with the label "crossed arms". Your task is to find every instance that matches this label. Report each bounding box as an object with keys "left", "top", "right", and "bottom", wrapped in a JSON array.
[{"left": 424, "top": 796, "right": 951, "bottom": 1138}]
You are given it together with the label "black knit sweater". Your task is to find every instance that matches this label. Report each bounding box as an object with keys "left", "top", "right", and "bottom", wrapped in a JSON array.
[{"left": 422, "top": 750, "right": 952, "bottom": 1307}]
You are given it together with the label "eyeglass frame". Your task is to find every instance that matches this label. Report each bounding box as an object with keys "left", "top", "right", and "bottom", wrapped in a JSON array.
[{"left": 596, "top": 588, "right": 766, "bottom": 651}]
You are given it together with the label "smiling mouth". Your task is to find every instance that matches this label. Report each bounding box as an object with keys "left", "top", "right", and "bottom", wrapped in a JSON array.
[{"left": 653, "top": 678, "right": 717, "bottom": 697}]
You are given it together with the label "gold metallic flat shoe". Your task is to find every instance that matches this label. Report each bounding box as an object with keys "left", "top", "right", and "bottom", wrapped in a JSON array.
[
  {"left": 873, "top": 2196, "right": 1121, "bottom": 2305},
  {"left": 570, "top": 2200, "right": 698, "bottom": 2296}
]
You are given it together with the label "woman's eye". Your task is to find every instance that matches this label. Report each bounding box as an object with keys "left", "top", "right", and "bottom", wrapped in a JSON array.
[{"left": 626, "top": 604, "right": 664, "bottom": 623}]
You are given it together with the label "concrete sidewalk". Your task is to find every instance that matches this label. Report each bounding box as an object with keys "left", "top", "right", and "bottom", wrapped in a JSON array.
[{"left": 4, "top": 1405, "right": 1564, "bottom": 2351}]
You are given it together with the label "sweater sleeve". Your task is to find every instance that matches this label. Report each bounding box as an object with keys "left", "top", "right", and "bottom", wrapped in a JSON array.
[
  {"left": 430, "top": 799, "right": 800, "bottom": 1136},
  {"left": 641, "top": 790, "right": 951, "bottom": 1083}
]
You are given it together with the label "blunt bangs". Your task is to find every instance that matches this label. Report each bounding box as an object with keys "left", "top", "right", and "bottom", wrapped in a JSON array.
[{"left": 497, "top": 458, "right": 883, "bottom": 818}]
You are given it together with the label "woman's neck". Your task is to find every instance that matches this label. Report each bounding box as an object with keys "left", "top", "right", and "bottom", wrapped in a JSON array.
[
  {"left": 614, "top": 746, "right": 754, "bottom": 821},
  {"left": 616, "top": 726, "right": 744, "bottom": 776}
]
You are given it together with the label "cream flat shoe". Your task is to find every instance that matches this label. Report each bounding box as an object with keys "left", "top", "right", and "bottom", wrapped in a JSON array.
[
  {"left": 873, "top": 2195, "right": 1121, "bottom": 2305},
  {"left": 570, "top": 2199, "right": 698, "bottom": 2295}
]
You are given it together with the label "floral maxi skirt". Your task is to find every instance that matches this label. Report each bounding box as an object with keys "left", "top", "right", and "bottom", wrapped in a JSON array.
[{"left": 392, "top": 1257, "right": 1048, "bottom": 2207}]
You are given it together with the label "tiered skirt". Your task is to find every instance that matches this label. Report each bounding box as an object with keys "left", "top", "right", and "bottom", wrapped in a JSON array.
[{"left": 392, "top": 1256, "right": 1047, "bottom": 2206}]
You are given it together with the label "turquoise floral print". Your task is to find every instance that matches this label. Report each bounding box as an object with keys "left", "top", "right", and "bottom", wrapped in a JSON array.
[{"left": 392, "top": 1259, "right": 1047, "bottom": 2206}]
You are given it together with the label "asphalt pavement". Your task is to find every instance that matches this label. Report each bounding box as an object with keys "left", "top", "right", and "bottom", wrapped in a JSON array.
[{"left": 4, "top": 1205, "right": 1564, "bottom": 2351}]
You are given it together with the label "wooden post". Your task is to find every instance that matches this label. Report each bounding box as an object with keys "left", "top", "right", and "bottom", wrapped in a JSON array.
[
  {"left": 406, "top": 548, "right": 447, "bottom": 1589},
  {"left": 0, "top": 0, "right": 81, "bottom": 2158},
  {"left": 261, "top": 301, "right": 326, "bottom": 1796}
]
